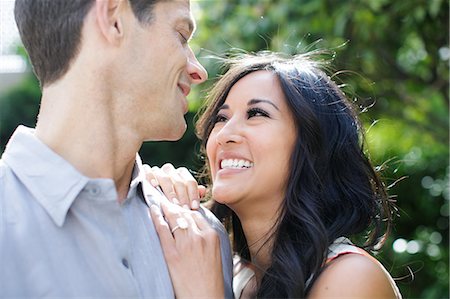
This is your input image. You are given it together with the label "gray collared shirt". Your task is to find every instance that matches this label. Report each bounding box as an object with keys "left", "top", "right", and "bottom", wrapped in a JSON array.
[{"left": 0, "top": 126, "right": 233, "bottom": 298}]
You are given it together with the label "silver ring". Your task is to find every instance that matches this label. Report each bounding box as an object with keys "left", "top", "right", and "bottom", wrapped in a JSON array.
[{"left": 171, "top": 217, "right": 188, "bottom": 234}]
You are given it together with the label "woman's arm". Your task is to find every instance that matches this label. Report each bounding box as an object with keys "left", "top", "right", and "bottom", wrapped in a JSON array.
[{"left": 307, "top": 253, "right": 401, "bottom": 299}]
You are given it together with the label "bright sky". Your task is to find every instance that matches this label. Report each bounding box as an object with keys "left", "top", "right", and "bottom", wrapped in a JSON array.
[
  {"left": 0, "top": 0, "right": 25, "bottom": 73},
  {"left": 1, "top": 0, "right": 19, "bottom": 54}
]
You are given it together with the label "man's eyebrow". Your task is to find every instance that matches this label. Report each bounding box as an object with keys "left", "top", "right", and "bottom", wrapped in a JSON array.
[
  {"left": 248, "top": 98, "right": 280, "bottom": 111},
  {"left": 181, "top": 16, "right": 196, "bottom": 34}
]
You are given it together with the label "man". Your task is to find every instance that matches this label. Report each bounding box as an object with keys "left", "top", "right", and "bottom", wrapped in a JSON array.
[{"left": 0, "top": 0, "right": 233, "bottom": 297}]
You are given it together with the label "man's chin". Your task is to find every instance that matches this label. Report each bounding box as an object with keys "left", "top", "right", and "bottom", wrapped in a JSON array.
[{"left": 146, "top": 123, "right": 187, "bottom": 142}]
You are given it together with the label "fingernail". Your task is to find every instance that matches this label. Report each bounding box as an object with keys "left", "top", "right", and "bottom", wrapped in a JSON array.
[
  {"left": 150, "top": 179, "right": 159, "bottom": 187},
  {"left": 191, "top": 200, "right": 199, "bottom": 210},
  {"left": 172, "top": 197, "right": 179, "bottom": 205},
  {"left": 183, "top": 204, "right": 190, "bottom": 210}
]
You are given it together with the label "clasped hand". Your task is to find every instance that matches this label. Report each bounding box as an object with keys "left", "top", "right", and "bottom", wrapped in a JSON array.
[{"left": 146, "top": 163, "right": 224, "bottom": 299}]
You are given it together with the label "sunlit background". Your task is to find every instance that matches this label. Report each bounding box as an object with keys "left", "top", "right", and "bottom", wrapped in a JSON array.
[
  {"left": 0, "top": 0, "right": 27, "bottom": 94},
  {"left": 0, "top": 1, "right": 448, "bottom": 298}
]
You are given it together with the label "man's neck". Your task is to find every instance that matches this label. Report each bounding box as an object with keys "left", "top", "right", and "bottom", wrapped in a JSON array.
[{"left": 35, "top": 83, "right": 142, "bottom": 201}]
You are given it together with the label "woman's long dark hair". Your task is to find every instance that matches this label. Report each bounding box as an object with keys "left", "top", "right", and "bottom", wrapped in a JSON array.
[{"left": 196, "top": 52, "right": 394, "bottom": 298}]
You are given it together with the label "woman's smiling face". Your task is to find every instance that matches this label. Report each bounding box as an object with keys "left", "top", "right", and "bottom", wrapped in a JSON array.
[{"left": 206, "top": 70, "right": 297, "bottom": 213}]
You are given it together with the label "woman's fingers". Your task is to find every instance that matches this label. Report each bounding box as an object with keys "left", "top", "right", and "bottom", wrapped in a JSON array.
[
  {"left": 144, "top": 163, "right": 203, "bottom": 210},
  {"left": 191, "top": 210, "right": 211, "bottom": 231},
  {"left": 198, "top": 185, "right": 207, "bottom": 201},
  {"left": 143, "top": 164, "right": 160, "bottom": 188},
  {"left": 161, "top": 164, "right": 191, "bottom": 209},
  {"left": 149, "top": 205, "right": 176, "bottom": 253},
  {"left": 145, "top": 165, "right": 179, "bottom": 204},
  {"left": 176, "top": 167, "right": 201, "bottom": 209}
]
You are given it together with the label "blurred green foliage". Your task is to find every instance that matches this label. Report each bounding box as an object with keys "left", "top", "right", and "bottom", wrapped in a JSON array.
[{"left": 0, "top": 0, "right": 448, "bottom": 298}]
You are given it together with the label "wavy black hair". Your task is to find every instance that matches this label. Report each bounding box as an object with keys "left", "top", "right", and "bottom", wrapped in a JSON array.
[{"left": 196, "top": 52, "right": 393, "bottom": 298}]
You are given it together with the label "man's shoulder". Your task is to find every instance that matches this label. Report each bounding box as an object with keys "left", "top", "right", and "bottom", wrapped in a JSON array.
[
  {"left": 0, "top": 157, "right": 36, "bottom": 221},
  {"left": 0, "top": 157, "right": 21, "bottom": 194},
  {"left": 197, "top": 205, "right": 234, "bottom": 299},
  {"left": 197, "top": 205, "right": 227, "bottom": 234},
  {"left": 0, "top": 157, "right": 21, "bottom": 211},
  {"left": 0, "top": 157, "right": 5, "bottom": 175},
  {"left": 0, "top": 158, "right": 10, "bottom": 236},
  {"left": 0, "top": 158, "right": 7, "bottom": 196},
  {"left": 0, "top": 159, "right": 4, "bottom": 216}
]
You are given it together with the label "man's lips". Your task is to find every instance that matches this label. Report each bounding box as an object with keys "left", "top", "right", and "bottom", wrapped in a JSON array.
[{"left": 178, "top": 83, "right": 191, "bottom": 97}]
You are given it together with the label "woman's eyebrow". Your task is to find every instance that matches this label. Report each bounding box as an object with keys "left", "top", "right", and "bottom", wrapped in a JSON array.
[
  {"left": 217, "top": 104, "right": 229, "bottom": 111},
  {"left": 248, "top": 98, "right": 280, "bottom": 111}
]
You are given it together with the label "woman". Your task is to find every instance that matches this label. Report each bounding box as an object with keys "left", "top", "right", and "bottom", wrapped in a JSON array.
[{"left": 149, "top": 51, "right": 402, "bottom": 298}]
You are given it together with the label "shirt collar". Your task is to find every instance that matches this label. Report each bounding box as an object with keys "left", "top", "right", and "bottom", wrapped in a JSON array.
[
  {"left": 128, "top": 154, "right": 166, "bottom": 207},
  {"left": 2, "top": 126, "right": 91, "bottom": 227},
  {"left": 2, "top": 126, "right": 163, "bottom": 226}
]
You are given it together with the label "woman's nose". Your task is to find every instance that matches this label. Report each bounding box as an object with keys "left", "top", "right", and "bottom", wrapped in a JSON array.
[{"left": 215, "top": 119, "right": 244, "bottom": 146}]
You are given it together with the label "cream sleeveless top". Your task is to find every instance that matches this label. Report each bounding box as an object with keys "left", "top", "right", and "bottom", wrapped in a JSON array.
[{"left": 232, "top": 237, "right": 402, "bottom": 299}]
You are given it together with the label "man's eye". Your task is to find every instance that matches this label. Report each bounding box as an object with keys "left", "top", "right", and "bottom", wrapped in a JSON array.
[
  {"left": 179, "top": 32, "right": 188, "bottom": 44},
  {"left": 248, "top": 108, "right": 269, "bottom": 118}
]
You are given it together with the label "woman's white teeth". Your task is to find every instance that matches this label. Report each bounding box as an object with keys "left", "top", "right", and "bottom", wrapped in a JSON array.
[{"left": 221, "top": 159, "right": 253, "bottom": 169}]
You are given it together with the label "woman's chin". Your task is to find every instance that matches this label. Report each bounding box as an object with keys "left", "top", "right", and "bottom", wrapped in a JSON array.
[
  {"left": 212, "top": 191, "right": 246, "bottom": 212},
  {"left": 212, "top": 188, "right": 234, "bottom": 205},
  {"left": 211, "top": 194, "right": 228, "bottom": 205}
]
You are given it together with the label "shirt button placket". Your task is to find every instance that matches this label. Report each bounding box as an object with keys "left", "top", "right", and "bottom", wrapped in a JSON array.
[
  {"left": 121, "top": 258, "right": 130, "bottom": 269},
  {"left": 90, "top": 185, "right": 101, "bottom": 196}
]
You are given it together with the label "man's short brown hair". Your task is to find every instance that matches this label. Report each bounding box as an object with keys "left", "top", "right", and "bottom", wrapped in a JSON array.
[{"left": 14, "top": 0, "right": 159, "bottom": 87}]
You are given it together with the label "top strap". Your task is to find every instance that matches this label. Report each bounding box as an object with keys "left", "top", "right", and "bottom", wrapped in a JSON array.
[{"left": 326, "top": 236, "right": 369, "bottom": 264}]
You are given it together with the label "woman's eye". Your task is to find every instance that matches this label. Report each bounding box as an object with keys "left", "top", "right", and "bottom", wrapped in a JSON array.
[
  {"left": 248, "top": 108, "right": 269, "bottom": 118},
  {"left": 213, "top": 114, "right": 227, "bottom": 124}
]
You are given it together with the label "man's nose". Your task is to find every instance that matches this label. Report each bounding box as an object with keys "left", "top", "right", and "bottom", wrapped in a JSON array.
[{"left": 187, "top": 48, "right": 208, "bottom": 85}]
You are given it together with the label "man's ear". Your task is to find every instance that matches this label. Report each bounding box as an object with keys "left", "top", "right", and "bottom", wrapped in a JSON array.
[{"left": 95, "top": 0, "right": 124, "bottom": 46}]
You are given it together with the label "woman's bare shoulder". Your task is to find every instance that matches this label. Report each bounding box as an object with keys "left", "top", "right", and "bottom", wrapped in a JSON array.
[{"left": 307, "top": 253, "right": 402, "bottom": 299}]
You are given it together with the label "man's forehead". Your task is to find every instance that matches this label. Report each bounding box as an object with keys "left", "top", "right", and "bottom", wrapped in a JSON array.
[
  {"left": 176, "top": 1, "right": 196, "bottom": 32},
  {"left": 150, "top": 0, "right": 197, "bottom": 34},
  {"left": 172, "top": 0, "right": 191, "bottom": 11}
]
